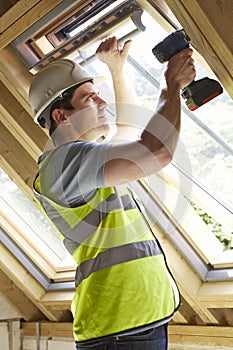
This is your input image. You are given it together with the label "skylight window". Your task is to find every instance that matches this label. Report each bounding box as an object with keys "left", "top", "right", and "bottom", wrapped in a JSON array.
[
  {"left": 67, "top": 0, "right": 127, "bottom": 37},
  {"left": 11, "top": 0, "right": 145, "bottom": 72},
  {"left": 0, "top": 168, "right": 75, "bottom": 271}
]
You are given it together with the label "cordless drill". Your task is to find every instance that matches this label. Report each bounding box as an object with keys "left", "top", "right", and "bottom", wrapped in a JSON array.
[{"left": 152, "top": 29, "right": 223, "bottom": 111}]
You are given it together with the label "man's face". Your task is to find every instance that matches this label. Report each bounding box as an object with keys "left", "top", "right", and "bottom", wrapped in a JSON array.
[{"left": 65, "top": 81, "right": 110, "bottom": 141}]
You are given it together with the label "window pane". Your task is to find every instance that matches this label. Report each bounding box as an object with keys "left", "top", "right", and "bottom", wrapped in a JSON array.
[{"left": 0, "top": 168, "right": 71, "bottom": 261}]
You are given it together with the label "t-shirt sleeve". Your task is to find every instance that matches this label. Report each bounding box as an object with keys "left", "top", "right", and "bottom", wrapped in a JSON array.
[{"left": 40, "top": 141, "right": 111, "bottom": 206}]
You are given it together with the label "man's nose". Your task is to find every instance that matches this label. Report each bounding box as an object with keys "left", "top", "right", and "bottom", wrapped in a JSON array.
[{"left": 95, "top": 95, "right": 107, "bottom": 110}]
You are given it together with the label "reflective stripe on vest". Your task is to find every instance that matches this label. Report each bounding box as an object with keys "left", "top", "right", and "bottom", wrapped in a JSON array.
[
  {"left": 34, "top": 180, "right": 156, "bottom": 253},
  {"left": 75, "top": 239, "right": 161, "bottom": 286},
  {"left": 35, "top": 191, "right": 137, "bottom": 247}
]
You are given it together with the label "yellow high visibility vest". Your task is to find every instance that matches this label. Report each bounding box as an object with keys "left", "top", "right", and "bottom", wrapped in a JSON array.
[{"left": 34, "top": 159, "right": 180, "bottom": 342}]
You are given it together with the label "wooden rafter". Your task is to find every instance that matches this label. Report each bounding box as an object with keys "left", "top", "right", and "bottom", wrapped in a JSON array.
[
  {"left": 21, "top": 322, "right": 233, "bottom": 348},
  {"left": 0, "top": 0, "right": 65, "bottom": 50},
  {"left": 163, "top": 0, "right": 233, "bottom": 98}
]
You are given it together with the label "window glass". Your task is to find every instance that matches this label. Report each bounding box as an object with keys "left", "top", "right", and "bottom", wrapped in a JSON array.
[
  {"left": 130, "top": 13, "right": 232, "bottom": 214},
  {"left": 0, "top": 168, "right": 73, "bottom": 263}
]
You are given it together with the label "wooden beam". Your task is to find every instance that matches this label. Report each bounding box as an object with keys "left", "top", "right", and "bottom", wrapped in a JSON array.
[
  {"left": 0, "top": 243, "right": 72, "bottom": 322},
  {"left": 0, "top": 82, "right": 47, "bottom": 160},
  {"left": 0, "top": 0, "right": 64, "bottom": 49},
  {"left": 0, "top": 120, "right": 38, "bottom": 202},
  {"left": 0, "top": 0, "right": 41, "bottom": 34},
  {"left": 0, "top": 0, "right": 18, "bottom": 17},
  {"left": 164, "top": 0, "right": 233, "bottom": 98},
  {"left": 0, "top": 46, "right": 33, "bottom": 99},
  {"left": 0, "top": 269, "right": 45, "bottom": 321},
  {"left": 22, "top": 321, "right": 73, "bottom": 338},
  {"left": 0, "top": 243, "right": 57, "bottom": 321},
  {"left": 40, "top": 291, "right": 74, "bottom": 310},
  {"left": 198, "top": 281, "right": 233, "bottom": 308},
  {"left": 209, "top": 308, "right": 233, "bottom": 328},
  {"left": 0, "top": 47, "right": 48, "bottom": 202},
  {"left": 174, "top": 296, "right": 205, "bottom": 325},
  {"left": 0, "top": 106, "right": 41, "bottom": 161},
  {"left": 169, "top": 325, "right": 233, "bottom": 348},
  {"left": 21, "top": 322, "right": 233, "bottom": 347},
  {"left": 172, "top": 311, "right": 188, "bottom": 324},
  {"left": 188, "top": 0, "right": 233, "bottom": 65}
]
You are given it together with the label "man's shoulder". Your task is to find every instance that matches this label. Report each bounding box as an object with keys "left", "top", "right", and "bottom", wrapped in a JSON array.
[{"left": 38, "top": 141, "right": 87, "bottom": 163}]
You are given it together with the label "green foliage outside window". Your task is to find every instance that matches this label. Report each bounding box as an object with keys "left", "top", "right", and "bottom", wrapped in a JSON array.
[{"left": 190, "top": 200, "right": 233, "bottom": 250}]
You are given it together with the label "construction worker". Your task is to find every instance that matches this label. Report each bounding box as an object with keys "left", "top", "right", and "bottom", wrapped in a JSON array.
[{"left": 30, "top": 36, "right": 195, "bottom": 349}]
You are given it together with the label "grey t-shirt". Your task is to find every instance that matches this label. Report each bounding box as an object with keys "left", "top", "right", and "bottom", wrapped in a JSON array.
[{"left": 39, "top": 141, "right": 111, "bottom": 207}]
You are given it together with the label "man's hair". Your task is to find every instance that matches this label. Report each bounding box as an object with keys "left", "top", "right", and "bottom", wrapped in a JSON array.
[{"left": 48, "top": 94, "right": 74, "bottom": 136}]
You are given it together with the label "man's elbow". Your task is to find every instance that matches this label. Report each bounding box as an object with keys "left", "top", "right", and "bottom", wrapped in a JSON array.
[{"left": 155, "top": 146, "right": 173, "bottom": 170}]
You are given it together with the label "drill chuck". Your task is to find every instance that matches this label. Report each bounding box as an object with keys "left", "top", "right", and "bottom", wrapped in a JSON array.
[{"left": 152, "top": 29, "right": 190, "bottom": 63}]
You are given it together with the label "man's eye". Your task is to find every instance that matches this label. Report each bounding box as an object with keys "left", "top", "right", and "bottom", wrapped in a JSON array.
[{"left": 87, "top": 93, "right": 95, "bottom": 100}]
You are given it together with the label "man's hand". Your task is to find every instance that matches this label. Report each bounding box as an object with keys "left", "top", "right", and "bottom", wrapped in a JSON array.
[
  {"left": 96, "top": 36, "right": 132, "bottom": 74},
  {"left": 164, "top": 48, "right": 196, "bottom": 90}
]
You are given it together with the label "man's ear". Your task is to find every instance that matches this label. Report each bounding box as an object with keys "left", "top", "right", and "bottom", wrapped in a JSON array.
[{"left": 51, "top": 108, "right": 66, "bottom": 125}]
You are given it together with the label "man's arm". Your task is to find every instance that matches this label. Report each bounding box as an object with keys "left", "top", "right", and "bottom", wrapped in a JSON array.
[
  {"left": 102, "top": 47, "right": 196, "bottom": 187},
  {"left": 96, "top": 36, "right": 140, "bottom": 140}
]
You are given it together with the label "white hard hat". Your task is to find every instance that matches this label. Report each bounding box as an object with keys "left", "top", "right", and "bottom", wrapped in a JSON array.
[{"left": 29, "top": 59, "right": 104, "bottom": 128}]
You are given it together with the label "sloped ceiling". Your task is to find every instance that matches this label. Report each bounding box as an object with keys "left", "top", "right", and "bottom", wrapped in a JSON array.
[{"left": 0, "top": 0, "right": 233, "bottom": 348}]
